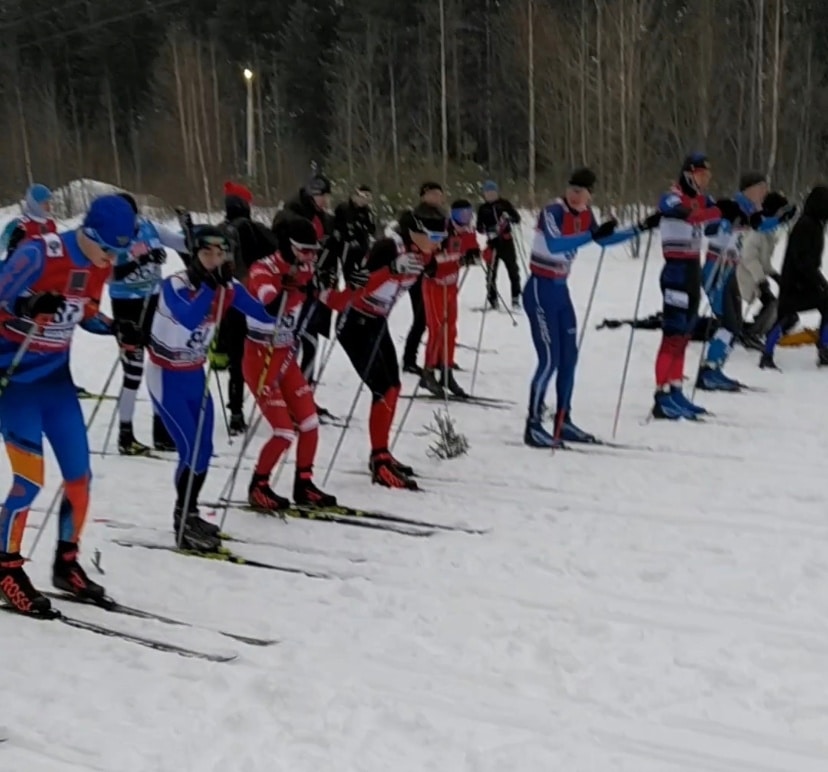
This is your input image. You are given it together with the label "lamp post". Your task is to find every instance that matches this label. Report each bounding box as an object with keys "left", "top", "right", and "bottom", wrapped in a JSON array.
[{"left": 243, "top": 68, "right": 255, "bottom": 180}]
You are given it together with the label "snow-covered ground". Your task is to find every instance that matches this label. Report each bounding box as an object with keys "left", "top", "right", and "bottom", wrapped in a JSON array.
[{"left": 4, "top": 216, "right": 828, "bottom": 772}]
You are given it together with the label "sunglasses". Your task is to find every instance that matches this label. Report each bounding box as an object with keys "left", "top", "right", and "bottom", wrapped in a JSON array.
[
  {"left": 413, "top": 217, "right": 447, "bottom": 243},
  {"left": 83, "top": 226, "right": 132, "bottom": 253}
]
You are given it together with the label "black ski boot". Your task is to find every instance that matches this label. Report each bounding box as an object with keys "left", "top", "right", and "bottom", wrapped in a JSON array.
[
  {"left": 118, "top": 422, "right": 152, "bottom": 456},
  {"left": 0, "top": 552, "right": 54, "bottom": 617},
  {"left": 293, "top": 468, "right": 337, "bottom": 507},
  {"left": 818, "top": 347, "right": 828, "bottom": 367},
  {"left": 439, "top": 367, "right": 468, "bottom": 398},
  {"left": 228, "top": 413, "right": 247, "bottom": 437},
  {"left": 52, "top": 542, "right": 108, "bottom": 605},
  {"left": 370, "top": 450, "right": 418, "bottom": 490},
  {"left": 759, "top": 352, "right": 779, "bottom": 370},
  {"left": 173, "top": 508, "right": 222, "bottom": 552},
  {"left": 419, "top": 368, "right": 444, "bottom": 397},
  {"left": 402, "top": 361, "right": 423, "bottom": 376},
  {"left": 248, "top": 473, "right": 290, "bottom": 511},
  {"left": 153, "top": 414, "right": 176, "bottom": 452}
]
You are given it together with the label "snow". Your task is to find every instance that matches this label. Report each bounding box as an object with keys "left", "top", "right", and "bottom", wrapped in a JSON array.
[{"left": 4, "top": 214, "right": 828, "bottom": 771}]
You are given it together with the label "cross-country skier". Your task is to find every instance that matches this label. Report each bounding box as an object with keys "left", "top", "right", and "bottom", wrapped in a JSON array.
[
  {"left": 214, "top": 181, "right": 282, "bottom": 436},
  {"left": 243, "top": 217, "right": 374, "bottom": 511},
  {"left": 419, "top": 198, "right": 478, "bottom": 398},
  {"left": 696, "top": 174, "right": 795, "bottom": 391},
  {"left": 524, "top": 167, "right": 651, "bottom": 448},
  {"left": 760, "top": 185, "right": 828, "bottom": 369},
  {"left": 109, "top": 192, "right": 188, "bottom": 454},
  {"left": 0, "top": 184, "right": 57, "bottom": 260},
  {"left": 338, "top": 203, "right": 446, "bottom": 489},
  {"left": 0, "top": 194, "right": 139, "bottom": 616},
  {"left": 145, "top": 226, "right": 279, "bottom": 552},
  {"left": 402, "top": 182, "right": 446, "bottom": 375},
  {"left": 651, "top": 153, "right": 722, "bottom": 420},
  {"left": 327, "top": 185, "right": 377, "bottom": 271},
  {"left": 736, "top": 191, "right": 794, "bottom": 348},
  {"left": 476, "top": 180, "right": 522, "bottom": 310}
]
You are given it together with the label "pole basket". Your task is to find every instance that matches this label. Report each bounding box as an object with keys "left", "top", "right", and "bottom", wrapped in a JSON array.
[{"left": 425, "top": 409, "right": 469, "bottom": 460}]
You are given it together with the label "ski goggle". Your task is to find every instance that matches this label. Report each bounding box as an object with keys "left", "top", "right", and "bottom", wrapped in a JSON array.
[
  {"left": 197, "top": 234, "right": 231, "bottom": 255},
  {"left": 82, "top": 227, "right": 132, "bottom": 253},
  {"left": 413, "top": 217, "right": 447, "bottom": 243},
  {"left": 451, "top": 207, "right": 473, "bottom": 226},
  {"left": 290, "top": 239, "right": 320, "bottom": 261}
]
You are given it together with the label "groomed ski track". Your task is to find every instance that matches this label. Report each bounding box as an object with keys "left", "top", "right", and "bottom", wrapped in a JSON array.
[{"left": 3, "top": 220, "right": 828, "bottom": 771}]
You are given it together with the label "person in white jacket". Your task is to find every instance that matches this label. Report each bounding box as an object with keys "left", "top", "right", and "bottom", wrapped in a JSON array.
[{"left": 737, "top": 191, "right": 794, "bottom": 347}]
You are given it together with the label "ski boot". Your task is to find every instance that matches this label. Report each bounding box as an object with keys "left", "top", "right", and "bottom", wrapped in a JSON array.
[
  {"left": 293, "top": 468, "right": 337, "bottom": 507},
  {"left": 651, "top": 389, "right": 690, "bottom": 420},
  {"left": 228, "top": 413, "right": 247, "bottom": 437},
  {"left": 669, "top": 386, "right": 707, "bottom": 417},
  {"left": 524, "top": 418, "right": 563, "bottom": 448},
  {"left": 173, "top": 508, "right": 222, "bottom": 552},
  {"left": 818, "top": 347, "right": 828, "bottom": 367},
  {"left": 419, "top": 368, "right": 445, "bottom": 397},
  {"left": 153, "top": 414, "right": 176, "bottom": 452},
  {"left": 759, "top": 352, "right": 779, "bottom": 370},
  {"left": 695, "top": 365, "right": 742, "bottom": 392},
  {"left": 554, "top": 410, "right": 597, "bottom": 443},
  {"left": 52, "top": 542, "right": 108, "bottom": 605},
  {"left": 248, "top": 473, "right": 290, "bottom": 512},
  {"left": 402, "top": 361, "right": 423, "bottom": 376},
  {"left": 370, "top": 450, "right": 418, "bottom": 490},
  {"left": 439, "top": 367, "right": 468, "bottom": 398},
  {"left": 118, "top": 422, "right": 153, "bottom": 456},
  {"left": 512, "top": 296, "right": 521, "bottom": 311},
  {"left": 0, "top": 552, "right": 54, "bottom": 617}
]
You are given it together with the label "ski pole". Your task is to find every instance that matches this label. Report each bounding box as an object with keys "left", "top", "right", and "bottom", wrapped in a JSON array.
[
  {"left": 0, "top": 323, "right": 39, "bottom": 399},
  {"left": 322, "top": 286, "right": 405, "bottom": 486},
  {"left": 178, "top": 284, "right": 228, "bottom": 548},
  {"left": 213, "top": 369, "right": 232, "bottom": 438},
  {"left": 494, "top": 285, "right": 519, "bottom": 326},
  {"left": 470, "top": 251, "right": 496, "bottom": 396},
  {"left": 576, "top": 247, "right": 606, "bottom": 352},
  {"left": 689, "top": 250, "right": 730, "bottom": 402},
  {"left": 611, "top": 230, "right": 653, "bottom": 438}
]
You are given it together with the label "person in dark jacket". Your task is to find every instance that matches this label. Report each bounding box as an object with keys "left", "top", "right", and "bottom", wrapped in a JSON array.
[
  {"left": 476, "top": 180, "right": 522, "bottom": 309},
  {"left": 274, "top": 175, "right": 336, "bottom": 399},
  {"left": 402, "top": 181, "right": 446, "bottom": 374},
  {"left": 331, "top": 185, "right": 377, "bottom": 282},
  {"left": 217, "top": 181, "right": 280, "bottom": 434},
  {"left": 760, "top": 185, "right": 828, "bottom": 369}
]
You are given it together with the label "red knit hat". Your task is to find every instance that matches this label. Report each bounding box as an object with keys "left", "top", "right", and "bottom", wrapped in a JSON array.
[{"left": 223, "top": 181, "right": 253, "bottom": 203}]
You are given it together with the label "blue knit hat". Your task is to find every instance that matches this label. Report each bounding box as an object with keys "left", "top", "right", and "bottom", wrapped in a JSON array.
[
  {"left": 482, "top": 179, "right": 498, "bottom": 193},
  {"left": 82, "top": 195, "right": 136, "bottom": 251},
  {"left": 24, "top": 183, "right": 52, "bottom": 222}
]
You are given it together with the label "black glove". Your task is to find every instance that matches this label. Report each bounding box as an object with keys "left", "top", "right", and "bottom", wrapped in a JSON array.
[
  {"left": 265, "top": 295, "right": 285, "bottom": 317},
  {"left": 637, "top": 212, "right": 662, "bottom": 231},
  {"left": 215, "top": 260, "right": 234, "bottom": 286},
  {"left": 114, "top": 319, "right": 143, "bottom": 348},
  {"left": 349, "top": 266, "right": 370, "bottom": 288},
  {"left": 149, "top": 248, "right": 166, "bottom": 264},
  {"left": 16, "top": 292, "right": 66, "bottom": 319},
  {"left": 749, "top": 211, "right": 764, "bottom": 229},
  {"left": 461, "top": 248, "right": 480, "bottom": 266},
  {"left": 593, "top": 219, "right": 617, "bottom": 241}
]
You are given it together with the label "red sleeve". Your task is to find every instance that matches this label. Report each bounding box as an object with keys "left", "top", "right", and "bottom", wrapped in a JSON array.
[{"left": 247, "top": 261, "right": 281, "bottom": 305}]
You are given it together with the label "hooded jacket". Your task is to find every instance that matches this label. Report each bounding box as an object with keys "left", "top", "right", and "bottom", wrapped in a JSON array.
[{"left": 778, "top": 186, "right": 828, "bottom": 298}]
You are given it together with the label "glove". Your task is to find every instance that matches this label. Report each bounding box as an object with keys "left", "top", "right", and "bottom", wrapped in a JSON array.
[
  {"left": 215, "top": 260, "right": 234, "bottom": 286},
  {"left": 149, "top": 248, "right": 167, "bottom": 264},
  {"left": 749, "top": 211, "right": 764, "bottom": 229},
  {"left": 265, "top": 296, "right": 285, "bottom": 317},
  {"left": 16, "top": 292, "right": 66, "bottom": 320},
  {"left": 593, "top": 219, "right": 617, "bottom": 241},
  {"left": 175, "top": 207, "right": 193, "bottom": 237},
  {"left": 636, "top": 212, "right": 662, "bottom": 231},
  {"left": 461, "top": 248, "right": 480, "bottom": 266},
  {"left": 114, "top": 319, "right": 143, "bottom": 349},
  {"left": 391, "top": 251, "right": 423, "bottom": 275},
  {"left": 716, "top": 198, "right": 744, "bottom": 224},
  {"left": 349, "top": 266, "right": 370, "bottom": 288}
]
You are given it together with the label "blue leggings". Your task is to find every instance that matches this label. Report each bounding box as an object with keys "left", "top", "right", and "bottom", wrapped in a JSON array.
[
  {"left": 523, "top": 276, "right": 578, "bottom": 421},
  {"left": 146, "top": 362, "right": 214, "bottom": 482},
  {"left": 0, "top": 371, "right": 91, "bottom": 553}
]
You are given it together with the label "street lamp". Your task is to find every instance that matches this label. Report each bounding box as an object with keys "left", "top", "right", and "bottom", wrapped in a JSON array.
[{"left": 243, "top": 68, "right": 255, "bottom": 180}]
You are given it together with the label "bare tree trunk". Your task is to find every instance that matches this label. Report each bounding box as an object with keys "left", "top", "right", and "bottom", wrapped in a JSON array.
[
  {"left": 485, "top": 0, "right": 494, "bottom": 169},
  {"left": 255, "top": 47, "right": 270, "bottom": 199},
  {"left": 579, "top": 0, "right": 588, "bottom": 163},
  {"left": 104, "top": 70, "right": 122, "bottom": 187},
  {"left": 765, "top": 0, "right": 782, "bottom": 180},
  {"left": 439, "top": 0, "right": 449, "bottom": 186},
  {"left": 346, "top": 82, "right": 354, "bottom": 180},
  {"left": 595, "top": 0, "right": 604, "bottom": 189},
  {"left": 792, "top": 30, "right": 813, "bottom": 193},
  {"left": 195, "top": 41, "right": 212, "bottom": 169},
  {"left": 452, "top": 15, "right": 462, "bottom": 160},
  {"left": 15, "top": 76, "right": 33, "bottom": 186},
  {"left": 189, "top": 82, "right": 211, "bottom": 212},
  {"left": 171, "top": 34, "right": 193, "bottom": 184},
  {"left": 618, "top": 5, "right": 628, "bottom": 201},
  {"left": 527, "top": 0, "right": 536, "bottom": 205},
  {"left": 389, "top": 57, "right": 400, "bottom": 188},
  {"left": 756, "top": 0, "right": 765, "bottom": 164},
  {"left": 210, "top": 37, "right": 222, "bottom": 167},
  {"left": 271, "top": 54, "right": 283, "bottom": 190}
]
